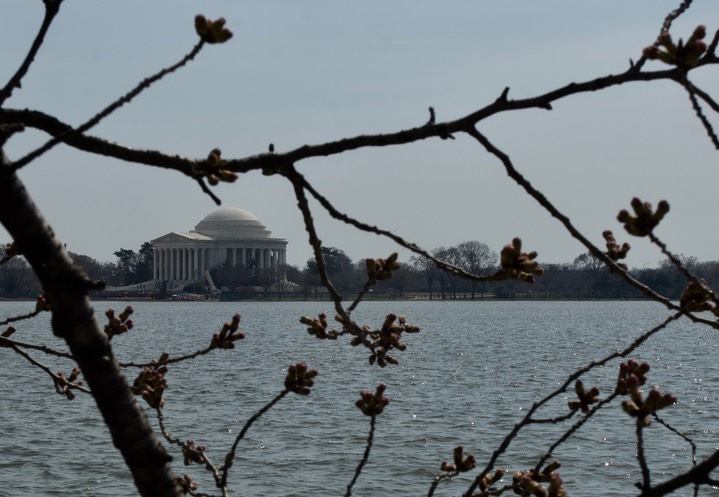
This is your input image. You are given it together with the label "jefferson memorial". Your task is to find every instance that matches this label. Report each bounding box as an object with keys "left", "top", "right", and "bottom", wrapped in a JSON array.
[{"left": 151, "top": 207, "right": 288, "bottom": 284}]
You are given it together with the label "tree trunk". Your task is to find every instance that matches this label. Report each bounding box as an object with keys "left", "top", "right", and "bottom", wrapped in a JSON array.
[{"left": 0, "top": 153, "right": 180, "bottom": 497}]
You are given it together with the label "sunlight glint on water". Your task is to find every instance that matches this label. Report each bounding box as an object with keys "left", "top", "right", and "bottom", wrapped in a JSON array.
[{"left": 1, "top": 300, "right": 716, "bottom": 497}]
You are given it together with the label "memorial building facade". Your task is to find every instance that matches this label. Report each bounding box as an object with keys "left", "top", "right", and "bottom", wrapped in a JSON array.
[{"left": 151, "top": 207, "right": 287, "bottom": 283}]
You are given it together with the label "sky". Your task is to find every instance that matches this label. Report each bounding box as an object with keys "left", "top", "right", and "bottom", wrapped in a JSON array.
[{"left": 2, "top": 1, "right": 719, "bottom": 270}]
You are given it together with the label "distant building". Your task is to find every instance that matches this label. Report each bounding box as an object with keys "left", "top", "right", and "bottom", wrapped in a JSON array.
[{"left": 151, "top": 207, "right": 288, "bottom": 285}]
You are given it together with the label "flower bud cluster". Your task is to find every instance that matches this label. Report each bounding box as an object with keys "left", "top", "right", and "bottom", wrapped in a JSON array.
[
  {"left": 203, "top": 148, "right": 238, "bottom": 186},
  {"left": 617, "top": 198, "right": 669, "bottom": 237},
  {"left": 284, "top": 362, "right": 318, "bottom": 395},
  {"left": 478, "top": 468, "right": 506, "bottom": 493},
  {"left": 300, "top": 313, "right": 338, "bottom": 340},
  {"left": 615, "top": 359, "right": 649, "bottom": 395},
  {"left": 355, "top": 384, "right": 389, "bottom": 416},
  {"left": 35, "top": 293, "right": 51, "bottom": 312},
  {"left": 616, "top": 360, "right": 676, "bottom": 426},
  {"left": 512, "top": 461, "right": 565, "bottom": 497},
  {"left": 567, "top": 380, "right": 599, "bottom": 413},
  {"left": 643, "top": 25, "right": 707, "bottom": 68},
  {"left": 104, "top": 306, "right": 134, "bottom": 340},
  {"left": 602, "top": 230, "right": 630, "bottom": 270},
  {"left": 194, "top": 15, "right": 233, "bottom": 44},
  {"left": 360, "top": 313, "right": 420, "bottom": 367},
  {"left": 182, "top": 439, "right": 207, "bottom": 466},
  {"left": 209, "top": 313, "right": 245, "bottom": 349},
  {"left": 440, "top": 445, "right": 477, "bottom": 475},
  {"left": 54, "top": 367, "right": 82, "bottom": 401},
  {"left": 4, "top": 242, "right": 19, "bottom": 258},
  {"left": 622, "top": 387, "right": 677, "bottom": 426},
  {"left": 175, "top": 474, "right": 199, "bottom": 493},
  {"left": 680, "top": 280, "right": 719, "bottom": 315},
  {"left": 132, "top": 352, "right": 169, "bottom": 408},
  {"left": 499, "top": 237, "right": 543, "bottom": 283},
  {"left": 365, "top": 252, "right": 400, "bottom": 284}
]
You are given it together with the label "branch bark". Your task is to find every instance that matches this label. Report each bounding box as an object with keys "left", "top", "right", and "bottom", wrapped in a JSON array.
[{"left": 0, "top": 151, "right": 181, "bottom": 497}]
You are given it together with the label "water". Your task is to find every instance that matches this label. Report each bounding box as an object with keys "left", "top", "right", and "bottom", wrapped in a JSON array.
[{"left": 1, "top": 300, "right": 718, "bottom": 497}]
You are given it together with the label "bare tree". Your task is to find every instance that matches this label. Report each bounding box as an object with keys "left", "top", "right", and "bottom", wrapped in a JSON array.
[
  {"left": 572, "top": 251, "right": 606, "bottom": 272},
  {"left": 409, "top": 253, "right": 438, "bottom": 299},
  {"left": 457, "top": 241, "right": 498, "bottom": 299}
]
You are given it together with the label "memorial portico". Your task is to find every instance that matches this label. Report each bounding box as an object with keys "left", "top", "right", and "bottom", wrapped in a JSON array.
[{"left": 151, "top": 207, "right": 288, "bottom": 284}]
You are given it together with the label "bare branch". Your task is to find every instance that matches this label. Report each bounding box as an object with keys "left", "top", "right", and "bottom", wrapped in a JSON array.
[
  {"left": 0, "top": 64, "right": 708, "bottom": 183},
  {"left": 2, "top": 340, "right": 90, "bottom": 396},
  {"left": 12, "top": 39, "right": 206, "bottom": 170},
  {"left": 680, "top": 76, "right": 719, "bottom": 148},
  {"left": 1, "top": 336, "right": 72, "bottom": 359},
  {"left": 688, "top": 82, "right": 719, "bottom": 113},
  {"left": 285, "top": 167, "right": 347, "bottom": 317},
  {"left": 466, "top": 127, "right": 719, "bottom": 328},
  {"left": 464, "top": 312, "right": 682, "bottom": 497},
  {"left": 219, "top": 390, "right": 288, "bottom": 489},
  {"left": 649, "top": 232, "right": 719, "bottom": 309},
  {"left": 0, "top": 308, "right": 43, "bottom": 326},
  {"left": 345, "top": 415, "right": 376, "bottom": 497},
  {"left": 291, "top": 168, "right": 508, "bottom": 284},
  {"left": 0, "top": 151, "right": 180, "bottom": 497},
  {"left": 637, "top": 419, "right": 652, "bottom": 491},
  {"left": 0, "top": 0, "right": 63, "bottom": 106}
]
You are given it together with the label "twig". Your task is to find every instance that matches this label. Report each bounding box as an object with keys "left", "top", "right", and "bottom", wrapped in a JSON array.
[
  {"left": 688, "top": 82, "right": 719, "bottom": 114},
  {"left": 467, "top": 127, "right": 719, "bottom": 330},
  {"left": 219, "top": 390, "right": 288, "bottom": 489},
  {"left": 155, "top": 409, "right": 223, "bottom": 491},
  {"left": 196, "top": 178, "right": 222, "bottom": 206},
  {"left": 1, "top": 336, "right": 73, "bottom": 359},
  {"left": 1, "top": 63, "right": 708, "bottom": 182},
  {"left": 345, "top": 415, "right": 376, "bottom": 497},
  {"left": 463, "top": 312, "right": 682, "bottom": 497},
  {"left": 285, "top": 167, "right": 347, "bottom": 319},
  {"left": 293, "top": 168, "right": 508, "bottom": 284},
  {"left": 12, "top": 39, "right": 206, "bottom": 170},
  {"left": 120, "top": 345, "right": 229, "bottom": 369},
  {"left": 636, "top": 419, "right": 652, "bottom": 491},
  {"left": 0, "top": 0, "right": 63, "bottom": 106},
  {"left": 633, "top": 0, "right": 694, "bottom": 72},
  {"left": 0, "top": 308, "right": 42, "bottom": 326},
  {"left": 680, "top": 76, "right": 719, "bottom": 149},
  {"left": 649, "top": 232, "right": 719, "bottom": 308},
  {"left": 4, "top": 341, "right": 90, "bottom": 395},
  {"left": 533, "top": 395, "right": 618, "bottom": 473}
]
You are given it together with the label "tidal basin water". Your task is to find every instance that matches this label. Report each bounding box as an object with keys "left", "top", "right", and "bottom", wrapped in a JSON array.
[{"left": 2, "top": 300, "right": 719, "bottom": 497}]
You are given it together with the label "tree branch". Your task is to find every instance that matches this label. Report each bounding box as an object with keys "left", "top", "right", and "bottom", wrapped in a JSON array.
[
  {"left": 12, "top": 39, "right": 206, "bottom": 170},
  {"left": 0, "top": 151, "right": 181, "bottom": 497},
  {"left": 0, "top": 0, "right": 62, "bottom": 106}
]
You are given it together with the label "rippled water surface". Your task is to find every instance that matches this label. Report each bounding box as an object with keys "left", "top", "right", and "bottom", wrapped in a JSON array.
[{"left": 2, "top": 300, "right": 718, "bottom": 496}]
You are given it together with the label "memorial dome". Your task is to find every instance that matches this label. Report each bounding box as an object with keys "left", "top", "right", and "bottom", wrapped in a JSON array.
[
  {"left": 193, "top": 207, "right": 271, "bottom": 239},
  {"left": 201, "top": 207, "right": 259, "bottom": 222}
]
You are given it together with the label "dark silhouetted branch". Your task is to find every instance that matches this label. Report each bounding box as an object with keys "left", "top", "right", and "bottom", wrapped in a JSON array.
[
  {"left": 0, "top": 151, "right": 181, "bottom": 497},
  {"left": 13, "top": 40, "right": 206, "bottom": 170},
  {"left": 0, "top": 0, "right": 63, "bottom": 106}
]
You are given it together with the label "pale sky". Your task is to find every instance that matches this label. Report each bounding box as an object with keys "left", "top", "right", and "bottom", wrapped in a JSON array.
[{"left": 2, "top": 1, "right": 718, "bottom": 269}]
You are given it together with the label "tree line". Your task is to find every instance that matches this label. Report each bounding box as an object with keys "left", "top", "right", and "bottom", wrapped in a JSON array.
[{"left": 2, "top": 242, "right": 716, "bottom": 301}]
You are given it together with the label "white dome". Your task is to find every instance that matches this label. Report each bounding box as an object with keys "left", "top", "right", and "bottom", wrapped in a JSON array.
[
  {"left": 193, "top": 207, "right": 270, "bottom": 239},
  {"left": 201, "top": 207, "right": 259, "bottom": 222}
]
